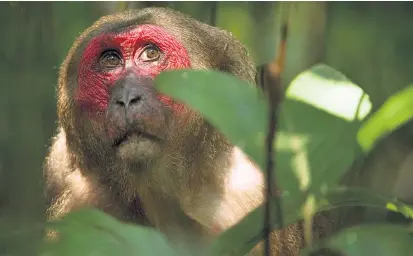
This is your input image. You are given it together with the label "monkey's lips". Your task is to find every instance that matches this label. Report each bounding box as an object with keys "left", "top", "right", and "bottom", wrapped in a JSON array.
[
  {"left": 113, "top": 130, "right": 160, "bottom": 148},
  {"left": 113, "top": 130, "right": 162, "bottom": 162}
]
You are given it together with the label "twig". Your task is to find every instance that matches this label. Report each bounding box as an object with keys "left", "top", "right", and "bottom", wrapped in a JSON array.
[{"left": 264, "top": 22, "right": 289, "bottom": 256}]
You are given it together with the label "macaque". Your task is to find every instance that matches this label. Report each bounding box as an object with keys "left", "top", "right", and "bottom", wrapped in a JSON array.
[{"left": 44, "top": 7, "right": 332, "bottom": 255}]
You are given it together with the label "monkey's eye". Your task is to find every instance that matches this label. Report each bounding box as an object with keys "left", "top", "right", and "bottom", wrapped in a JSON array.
[
  {"left": 140, "top": 45, "right": 161, "bottom": 62},
  {"left": 100, "top": 50, "right": 123, "bottom": 68}
]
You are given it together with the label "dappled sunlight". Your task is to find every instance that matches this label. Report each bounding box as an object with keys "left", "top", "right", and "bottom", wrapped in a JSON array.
[
  {"left": 276, "top": 132, "right": 309, "bottom": 152},
  {"left": 286, "top": 64, "right": 372, "bottom": 122}
]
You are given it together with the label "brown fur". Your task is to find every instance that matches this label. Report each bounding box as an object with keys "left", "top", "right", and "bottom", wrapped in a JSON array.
[{"left": 44, "top": 7, "right": 332, "bottom": 255}]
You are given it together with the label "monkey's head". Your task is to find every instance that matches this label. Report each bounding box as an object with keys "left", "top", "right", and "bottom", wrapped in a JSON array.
[{"left": 57, "top": 8, "right": 255, "bottom": 186}]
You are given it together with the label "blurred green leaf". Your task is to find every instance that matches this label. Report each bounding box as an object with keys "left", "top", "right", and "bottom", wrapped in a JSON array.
[
  {"left": 210, "top": 186, "right": 413, "bottom": 256},
  {"left": 208, "top": 192, "right": 305, "bottom": 256},
  {"left": 277, "top": 101, "right": 361, "bottom": 197},
  {"left": 358, "top": 85, "right": 413, "bottom": 152},
  {"left": 277, "top": 64, "right": 366, "bottom": 197},
  {"left": 303, "top": 224, "right": 413, "bottom": 256},
  {"left": 387, "top": 202, "right": 413, "bottom": 220},
  {"left": 155, "top": 69, "right": 269, "bottom": 171},
  {"left": 41, "top": 208, "right": 184, "bottom": 256}
]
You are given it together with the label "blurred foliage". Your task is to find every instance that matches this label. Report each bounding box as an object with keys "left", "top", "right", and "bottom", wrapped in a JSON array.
[
  {"left": 41, "top": 209, "right": 186, "bottom": 256},
  {"left": 306, "top": 224, "right": 413, "bottom": 256},
  {"left": 1, "top": 1, "right": 413, "bottom": 256},
  {"left": 155, "top": 67, "right": 413, "bottom": 255}
]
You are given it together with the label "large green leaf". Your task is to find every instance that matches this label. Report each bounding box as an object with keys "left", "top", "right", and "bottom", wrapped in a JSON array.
[
  {"left": 156, "top": 69, "right": 269, "bottom": 171},
  {"left": 303, "top": 224, "right": 413, "bottom": 256},
  {"left": 278, "top": 64, "right": 368, "bottom": 197},
  {"left": 276, "top": 101, "right": 361, "bottom": 197},
  {"left": 358, "top": 85, "right": 413, "bottom": 153},
  {"left": 41, "top": 208, "right": 185, "bottom": 256}
]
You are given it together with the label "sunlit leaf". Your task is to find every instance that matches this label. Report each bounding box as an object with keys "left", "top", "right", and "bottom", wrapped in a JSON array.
[
  {"left": 279, "top": 64, "right": 365, "bottom": 196},
  {"left": 287, "top": 63, "right": 372, "bottom": 122},
  {"left": 386, "top": 202, "right": 413, "bottom": 220},
  {"left": 358, "top": 85, "right": 413, "bottom": 152},
  {"left": 303, "top": 224, "right": 413, "bottom": 256}
]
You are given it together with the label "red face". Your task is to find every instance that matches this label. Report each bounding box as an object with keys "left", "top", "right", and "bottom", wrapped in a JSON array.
[
  {"left": 76, "top": 24, "right": 191, "bottom": 113},
  {"left": 74, "top": 25, "right": 194, "bottom": 160}
]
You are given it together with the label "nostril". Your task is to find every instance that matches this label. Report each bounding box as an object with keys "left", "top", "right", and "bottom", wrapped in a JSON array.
[
  {"left": 115, "top": 100, "right": 125, "bottom": 107},
  {"left": 129, "top": 95, "right": 142, "bottom": 105}
]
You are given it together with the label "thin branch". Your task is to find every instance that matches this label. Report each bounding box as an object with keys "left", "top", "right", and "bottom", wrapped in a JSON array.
[{"left": 264, "top": 22, "right": 289, "bottom": 256}]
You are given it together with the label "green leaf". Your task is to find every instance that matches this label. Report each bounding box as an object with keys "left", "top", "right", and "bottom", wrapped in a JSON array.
[
  {"left": 209, "top": 187, "right": 413, "bottom": 255},
  {"left": 278, "top": 64, "right": 367, "bottom": 197},
  {"left": 155, "top": 69, "right": 269, "bottom": 171},
  {"left": 41, "top": 208, "right": 184, "bottom": 256},
  {"left": 286, "top": 64, "right": 372, "bottom": 122},
  {"left": 386, "top": 202, "right": 413, "bottom": 220},
  {"left": 303, "top": 224, "right": 413, "bottom": 256},
  {"left": 358, "top": 85, "right": 413, "bottom": 152}
]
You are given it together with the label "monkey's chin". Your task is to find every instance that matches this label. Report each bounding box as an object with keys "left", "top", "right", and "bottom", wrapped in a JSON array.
[{"left": 116, "top": 134, "right": 161, "bottom": 162}]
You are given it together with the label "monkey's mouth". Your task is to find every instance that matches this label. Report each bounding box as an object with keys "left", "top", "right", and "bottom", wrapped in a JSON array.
[
  {"left": 113, "top": 133, "right": 131, "bottom": 147},
  {"left": 113, "top": 130, "right": 160, "bottom": 148}
]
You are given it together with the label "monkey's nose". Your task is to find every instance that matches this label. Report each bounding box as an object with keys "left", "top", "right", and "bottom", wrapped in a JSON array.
[
  {"left": 108, "top": 85, "right": 146, "bottom": 124},
  {"left": 108, "top": 74, "right": 154, "bottom": 124},
  {"left": 114, "top": 89, "right": 143, "bottom": 110}
]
